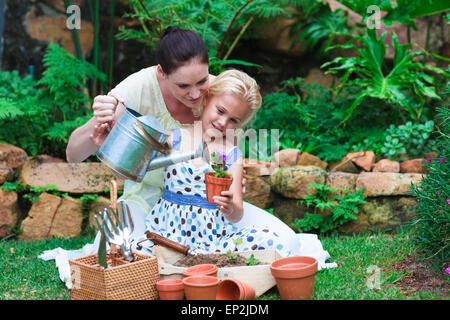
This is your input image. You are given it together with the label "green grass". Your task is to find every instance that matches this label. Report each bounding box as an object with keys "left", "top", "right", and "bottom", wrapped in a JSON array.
[{"left": 0, "top": 228, "right": 444, "bottom": 300}]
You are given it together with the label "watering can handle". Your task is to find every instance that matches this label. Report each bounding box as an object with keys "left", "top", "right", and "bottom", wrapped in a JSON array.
[{"left": 133, "top": 122, "right": 170, "bottom": 154}]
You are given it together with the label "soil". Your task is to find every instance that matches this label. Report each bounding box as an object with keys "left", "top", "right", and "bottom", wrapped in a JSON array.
[
  {"left": 173, "top": 253, "right": 263, "bottom": 268},
  {"left": 393, "top": 254, "right": 449, "bottom": 299}
]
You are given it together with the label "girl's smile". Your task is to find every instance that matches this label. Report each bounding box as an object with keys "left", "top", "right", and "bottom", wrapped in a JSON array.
[{"left": 202, "top": 93, "right": 250, "bottom": 139}]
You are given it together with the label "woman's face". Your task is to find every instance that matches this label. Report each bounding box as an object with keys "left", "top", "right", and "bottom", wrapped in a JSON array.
[
  {"left": 164, "top": 60, "right": 210, "bottom": 109},
  {"left": 201, "top": 93, "right": 250, "bottom": 139}
]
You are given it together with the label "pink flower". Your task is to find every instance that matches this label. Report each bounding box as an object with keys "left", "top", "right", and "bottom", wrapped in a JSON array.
[
  {"left": 427, "top": 157, "right": 432, "bottom": 163},
  {"left": 447, "top": 199, "right": 450, "bottom": 205},
  {"left": 437, "top": 190, "right": 441, "bottom": 194},
  {"left": 445, "top": 267, "right": 450, "bottom": 275},
  {"left": 439, "top": 157, "right": 445, "bottom": 163}
]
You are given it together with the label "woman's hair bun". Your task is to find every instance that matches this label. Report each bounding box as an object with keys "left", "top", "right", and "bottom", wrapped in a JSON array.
[{"left": 161, "top": 26, "right": 181, "bottom": 39}]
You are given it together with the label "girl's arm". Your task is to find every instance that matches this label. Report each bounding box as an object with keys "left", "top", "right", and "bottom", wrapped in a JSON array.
[{"left": 213, "top": 157, "right": 244, "bottom": 223}]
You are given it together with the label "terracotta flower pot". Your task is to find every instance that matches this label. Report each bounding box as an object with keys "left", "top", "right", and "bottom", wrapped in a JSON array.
[
  {"left": 183, "top": 264, "right": 218, "bottom": 278},
  {"left": 205, "top": 172, "right": 233, "bottom": 203},
  {"left": 156, "top": 279, "right": 185, "bottom": 300},
  {"left": 270, "top": 256, "right": 318, "bottom": 300},
  {"left": 183, "top": 275, "right": 220, "bottom": 300},
  {"left": 216, "top": 279, "right": 255, "bottom": 300}
]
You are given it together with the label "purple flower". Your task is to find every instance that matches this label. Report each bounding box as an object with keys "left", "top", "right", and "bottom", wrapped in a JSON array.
[
  {"left": 439, "top": 157, "right": 445, "bottom": 163},
  {"left": 445, "top": 267, "right": 450, "bottom": 275},
  {"left": 427, "top": 157, "right": 432, "bottom": 163},
  {"left": 447, "top": 199, "right": 450, "bottom": 205},
  {"left": 437, "top": 190, "right": 441, "bottom": 194},
  {"left": 215, "top": 150, "right": 228, "bottom": 162}
]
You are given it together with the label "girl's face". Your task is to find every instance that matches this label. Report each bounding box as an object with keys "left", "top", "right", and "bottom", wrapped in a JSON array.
[
  {"left": 201, "top": 93, "right": 250, "bottom": 138},
  {"left": 164, "top": 60, "right": 210, "bottom": 109}
]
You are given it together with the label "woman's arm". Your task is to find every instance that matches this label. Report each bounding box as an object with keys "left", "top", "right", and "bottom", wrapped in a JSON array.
[
  {"left": 213, "top": 157, "right": 244, "bottom": 223},
  {"left": 66, "top": 94, "right": 125, "bottom": 162}
]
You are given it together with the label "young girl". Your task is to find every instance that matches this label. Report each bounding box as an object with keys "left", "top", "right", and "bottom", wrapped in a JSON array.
[{"left": 136, "top": 69, "right": 291, "bottom": 256}]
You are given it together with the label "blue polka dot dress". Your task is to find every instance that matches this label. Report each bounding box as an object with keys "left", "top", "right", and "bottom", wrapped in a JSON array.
[{"left": 143, "top": 128, "right": 289, "bottom": 256}]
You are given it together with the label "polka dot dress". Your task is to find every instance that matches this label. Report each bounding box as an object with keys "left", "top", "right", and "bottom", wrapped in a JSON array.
[{"left": 142, "top": 129, "right": 289, "bottom": 256}]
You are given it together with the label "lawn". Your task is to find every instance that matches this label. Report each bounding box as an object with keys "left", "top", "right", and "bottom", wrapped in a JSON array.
[{"left": 0, "top": 227, "right": 446, "bottom": 300}]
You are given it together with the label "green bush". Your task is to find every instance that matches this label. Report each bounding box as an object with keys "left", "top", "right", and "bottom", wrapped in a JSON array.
[
  {"left": 0, "top": 43, "right": 105, "bottom": 158},
  {"left": 292, "top": 184, "right": 367, "bottom": 234},
  {"left": 381, "top": 120, "right": 436, "bottom": 160},
  {"left": 410, "top": 107, "right": 449, "bottom": 270}
]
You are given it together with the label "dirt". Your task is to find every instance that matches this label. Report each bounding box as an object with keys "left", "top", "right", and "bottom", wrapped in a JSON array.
[
  {"left": 173, "top": 252, "right": 263, "bottom": 268},
  {"left": 393, "top": 254, "right": 449, "bottom": 299}
]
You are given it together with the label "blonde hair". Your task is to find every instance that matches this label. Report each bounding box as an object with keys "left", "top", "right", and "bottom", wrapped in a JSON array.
[{"left": 194, "top": 69, "right": 262, "bottom": 125}]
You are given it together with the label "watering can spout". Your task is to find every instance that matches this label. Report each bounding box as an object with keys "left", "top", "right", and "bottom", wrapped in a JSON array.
[{"left": 146, "top": 140, "right": 206, "bottom": 171}]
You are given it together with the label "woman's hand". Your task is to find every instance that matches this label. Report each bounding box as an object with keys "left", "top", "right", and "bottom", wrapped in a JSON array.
[
  {"left": 89, "top": 123, "right": 110, "bottom": 147},
  {"left": 92, "top": 92, "right": 125, "bottom": 125},
  {"left": 214, "top": 190, "right": 234, "bottom": 216}
]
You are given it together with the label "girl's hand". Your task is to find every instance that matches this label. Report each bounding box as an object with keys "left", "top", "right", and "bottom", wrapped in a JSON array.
[{"left": 214, "top": 190, "right": 234, "bottom": 216}]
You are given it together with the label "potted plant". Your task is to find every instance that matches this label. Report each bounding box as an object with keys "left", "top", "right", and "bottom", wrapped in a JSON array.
[{"left": 205, "top": 150, "right": 233, "bottom": 203}]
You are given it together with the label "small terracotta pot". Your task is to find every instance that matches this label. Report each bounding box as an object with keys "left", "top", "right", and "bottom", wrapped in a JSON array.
[
  {"left": 216, "top": 279, "right": 255, "bottom": 300},
  {"left": 205, "top": 172, "right": 233, "bottom": 203},
  {"left": 182, "top": 264, "right": 218, "bottom": 278},
  {"left": 156, "top": 279, "right": 185, "bottom": 300},
  {"left": 183, "top": 275, "right": 220, "bottom": 300},
  {"left": 270, "top": 256, "right": 318, "bottom": 300}
]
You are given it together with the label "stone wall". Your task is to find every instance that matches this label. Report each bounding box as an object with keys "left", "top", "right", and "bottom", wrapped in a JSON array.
[{"left": 0, "top": 143, "right": 426, "bottom": 241}]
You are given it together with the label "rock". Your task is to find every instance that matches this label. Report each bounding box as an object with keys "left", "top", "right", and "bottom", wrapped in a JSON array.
[
  {"left": 34, "top": 154, "right": 65, "bottom": 164},
  {"left": 41, "top": 0, "right": 85, "bottom": 13},
  {"left": 273, "top": 149, "right": 300, "bottom": 167},
  {"left": 328, "top": 154, "right": 360, "bottom": 173},
  {"left": 400, "top": 159, "right": 427, "bottom": 174},
  {"left": 296, "top": 152, "right": 328, "bottom": 170},
  {"left": 47, "top": 196, "right": 83, "bottom": 238},
  {"left": 325, "top": 172, "right": 358, "bottom": 195},
  {"left": 87, "top": 196, "right": 111, "bottom": 233},
  {"left": 0, "top": 143, "right": 28, "bottom": 170},
  {"left": 356, "top": 172, "right": 424, "bottom": 197},
  {"left": 19, "top": 157, "right": 124, "bottom": 193},
  {"left": 243, "top": 158, "right": 277, "bottom": 176},
  {"left": 20, "top": 192, "right": 84, "bottom": 240},
  {"left": 271, "top": 196, "right": 308, "bottom": 232},
  {"left": 350, "top": 151, "right": 376, "bottom": 172},
  {"left": 302, "top": 68, "right": 335, "bottom": 88},
  {"left": 0, "top": 162, "right": 15, "bottom": 184},
  {"left": 24, "top": 6, "right": 94, "bottom": 57},
  {"left": 373, "top": 159, "right": 400, "bottom": 173},
  {"left": 270, "top": 165, "right": 327, "bottom": 199},
  {"left": 256, "top": 18, "right": 305, "bottom": 57},
  {"left": 340, "top": 197, "right": 417, "bottom": 234},
  {"left": 20, "top": 193, "right": 60, "bottom": 241},
  {"left": 0, "top": 189, "right": 20, "bottom": 239},
  {"left": 243, "top": 175, "right": 274, "bottom": 209}
]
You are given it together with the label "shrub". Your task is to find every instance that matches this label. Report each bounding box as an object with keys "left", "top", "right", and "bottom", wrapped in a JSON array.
[
  {"left": 292, "top": 184, "right": 366, "bottom": 234},
  {"left": 410, "top": 107, "right": 449, "bottom": 270},
  {"left": 0, "top": 43, "right": 105, "bottom": 158}
]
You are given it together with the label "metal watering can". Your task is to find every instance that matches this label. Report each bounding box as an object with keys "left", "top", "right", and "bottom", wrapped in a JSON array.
[{"left": 97, "top": 107, "right": 204, "bottom": 182}]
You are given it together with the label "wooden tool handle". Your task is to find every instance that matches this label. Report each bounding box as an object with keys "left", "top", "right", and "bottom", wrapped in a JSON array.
[
  {"left": 146, "top": 231, "right": 191, "bottom": 255},
  {"left": 109, "top": 180, "right": 118, "bottom": 254}
]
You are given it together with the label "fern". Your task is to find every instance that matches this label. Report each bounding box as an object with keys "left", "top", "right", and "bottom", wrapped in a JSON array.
[
  {"left": 293, "top": 184, "right": 366, "bottom": 234},
  {"left": 0, "top": 44, "right": 103, "bottom": 158}
]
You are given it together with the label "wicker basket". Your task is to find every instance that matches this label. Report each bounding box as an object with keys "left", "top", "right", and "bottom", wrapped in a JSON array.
[{"left": 70, "top": 252, "right": 159, "bottom": 300}]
